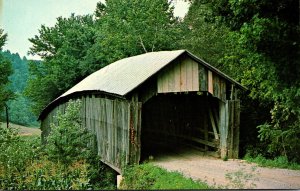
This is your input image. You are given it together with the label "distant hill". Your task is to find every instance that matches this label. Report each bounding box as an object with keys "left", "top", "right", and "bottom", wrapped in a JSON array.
[{"left": 1, "top": 50, "right": 39, "bottom": 126}]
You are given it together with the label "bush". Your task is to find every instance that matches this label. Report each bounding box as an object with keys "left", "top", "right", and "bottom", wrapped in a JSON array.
[
  {"left": 0, "top": 127, "right": 42, "bottom": 190},
  {"left": 0, "top": 100, "right": 116, "bottom": 190},
  {"left": 45, "top": 99, "right": 116, "bottom": 189},
  {"left": 46, "top": 100, "right": 95, "bottom": 164}
]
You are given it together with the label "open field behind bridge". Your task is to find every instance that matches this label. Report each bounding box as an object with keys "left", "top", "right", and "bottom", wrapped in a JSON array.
[{"left": 0, "top": 122, "right": 40, "bottom": 136}]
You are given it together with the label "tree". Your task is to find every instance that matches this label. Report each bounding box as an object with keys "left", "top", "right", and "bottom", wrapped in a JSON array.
[
  {"left": 26, "top": 14, "right": 98, "bottom": 115},
  {"left": 191, "top": 0, "right": 300, "bottom": 161},
  {"left": 1, "top": 51, "right": 38, "bottom": 126},
  {"left": 0, "top": 29, "right": 13, "bottom": 120},
  {"left": 179, "top": 1, "right": 230, "bottom": 68},
  {"left": 91, "top": 0, "right": 181, "bottom": 64}
]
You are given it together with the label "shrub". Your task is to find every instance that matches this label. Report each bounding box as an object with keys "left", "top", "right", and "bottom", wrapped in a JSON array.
[
  {"left": 0, "top": 126, "right": 42, "bottom": 190},
  {"left": 46, "top": 100, "right": 96, "bottom": 164}
]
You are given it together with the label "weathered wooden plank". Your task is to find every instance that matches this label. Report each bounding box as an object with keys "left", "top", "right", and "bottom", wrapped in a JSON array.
[
  {"left": 208, "top": 70, "right": 213, "bottom": 95},
  {"left": 180, "top": 60, "right": 187, "bottom": 91},
  {"left": 186, "top": 59, "right": 193, "bottom": 91},
  {"left": 167, "top": 66, "right": 175, "bottom": 92},
  {"left": 208, "top": 106, "right": 219, "bottom": 140},
  {"left": 228, "top": 100, "right": 234, "bottom": 158},
  {"left": 233, "top": 100, "right": 240, "bottom": 158},
  {"left": 157, "top": 73, "right": 163, "bottom": 93},
  {"left": 219, "top": 101, "right": 228, "bottom": 159},
  {"left": 162, "top": 68, "right": 169, "bottom": 92},
  {"left": 174, "top": 61, "right": 181, "bottom": 92},
  {"left": 213, "top": 74, "right": 220, "bottom": 99},
  {"left": 204, "top": 107, "right": 208, "bottom": 151},
  {"left": 199, "top": 65, "right": 208, "bottom": 91},
  {"left": 220, "top": 78, "right": 226, "bottom": 102},
  {"left": 192, "top": 59, "right": 199, "bottom": 91}
]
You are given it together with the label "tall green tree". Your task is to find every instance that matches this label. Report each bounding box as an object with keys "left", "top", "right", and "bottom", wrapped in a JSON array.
[
  {"left": 91, "top": 0, "right": 181, "bottom": 64},
  {"left": 26, "top": 14, "right": 97, "bottom": 115},
  {"left": 180, "top": 1, "right": 230, "bottom": 68},
  {"left": 0, "top": 29, "right": 13, "bottom": 120},
  {"left": 191, "top": 0, "right": 300, "bottom": 161}
]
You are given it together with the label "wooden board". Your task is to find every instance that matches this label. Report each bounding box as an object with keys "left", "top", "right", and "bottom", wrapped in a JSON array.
[{"left": 157, "top": 57, "right": 199, "bottom": 93}]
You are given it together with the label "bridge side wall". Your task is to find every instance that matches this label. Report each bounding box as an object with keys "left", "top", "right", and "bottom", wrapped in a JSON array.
[{"left": 41, "top": 95, "right": 142, "bottom": 173}]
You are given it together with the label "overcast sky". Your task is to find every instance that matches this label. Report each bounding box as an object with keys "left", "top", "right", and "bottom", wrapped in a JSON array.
[{"left": 0, "top": 0, "right": 189, "bottom": 59}]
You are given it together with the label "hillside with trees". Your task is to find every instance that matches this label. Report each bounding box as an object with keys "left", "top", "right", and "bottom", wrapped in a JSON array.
[{"left": 1, "top": 51, "right": 38, "bottom": 126}]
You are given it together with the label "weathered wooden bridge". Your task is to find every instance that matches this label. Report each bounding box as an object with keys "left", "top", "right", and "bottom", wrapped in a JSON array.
[{"left": 39, "top": 50, "right": 245, "bottom": 173}]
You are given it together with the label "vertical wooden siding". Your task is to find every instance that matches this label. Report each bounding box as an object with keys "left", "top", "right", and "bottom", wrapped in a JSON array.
[
  {"left": 41, "top": 96, "right": 142, "bottom": 173},
  {"left": 157, "top": 57, "right": 199, "bottom": 93},
  {"left": 157, "top": 57, "right": 227, "bottom": 102},
  {"left": 208, "top": 70, "right": 226, "bottom": 102},
  {"left": 218, "top": 100, "right": 240, "bottom": 159}
]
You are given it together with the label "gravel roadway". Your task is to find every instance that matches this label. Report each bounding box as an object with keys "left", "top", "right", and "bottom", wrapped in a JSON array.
[{"left": 151, "top": 148, "right": 300, "bottom": 189}]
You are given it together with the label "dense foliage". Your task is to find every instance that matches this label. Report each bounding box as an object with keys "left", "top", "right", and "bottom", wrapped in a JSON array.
[
  {"left": 46, "top": 100, "right": 95, "bottom": 164},
  {"left": 26, "top": 14, "right": 97, "bottom": 115},
  {"left": 183, "top": 0, "right": 300, "bottom": 162},
  {"left": 1, "top": 51, "right": 38, "bottom": 126},
  {"left": 0, "top": 101, "right": 116, "bottom": 190},
  {"left": 92, "top": 0, "right": 181, "bottom": 63},
  {"left": 0, "top": 29, "right": 13, "bottom": 117}
]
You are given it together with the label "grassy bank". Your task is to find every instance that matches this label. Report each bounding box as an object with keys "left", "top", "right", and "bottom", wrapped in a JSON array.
[
  {"left": 244, "top": 154, "right": 300, "bottom": 170},
  {"left": 120, "top": 163, "right": 211, "bottom": 189}
]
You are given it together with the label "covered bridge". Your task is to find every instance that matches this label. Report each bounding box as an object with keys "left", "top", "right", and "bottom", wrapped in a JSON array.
[{"left": 39, "top": 50, "right": 245, "bottom": 173}]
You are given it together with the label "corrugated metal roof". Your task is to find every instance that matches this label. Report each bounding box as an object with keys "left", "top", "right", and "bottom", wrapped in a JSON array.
[
  {"left": 61, "top": 50, "right": 185, "bottom": 97},
  {"left": 39, "top": 49, "right": 245, "bottom": 119}
]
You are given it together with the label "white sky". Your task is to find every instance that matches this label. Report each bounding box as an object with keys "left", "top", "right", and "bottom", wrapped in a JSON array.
[{"left": 0, "top": 0, "right": 189, "bottom": 60}]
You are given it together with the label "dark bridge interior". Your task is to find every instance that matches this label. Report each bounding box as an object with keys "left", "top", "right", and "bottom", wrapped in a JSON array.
[{"left": 141, "top": 93, "right": 220, "bottom": 161}]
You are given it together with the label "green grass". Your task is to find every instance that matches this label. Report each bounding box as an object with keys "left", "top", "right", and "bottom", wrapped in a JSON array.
[
  {"left": 244, "top": 154, "right": 300, "bottom": 170},
  {"left": 120, "top": 163, "right": 211, "bottom": 189}
]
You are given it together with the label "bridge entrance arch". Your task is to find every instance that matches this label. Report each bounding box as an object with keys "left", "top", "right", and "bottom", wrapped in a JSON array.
[{"left": 141, "top": 93, "right": 221, "bottom": 160}]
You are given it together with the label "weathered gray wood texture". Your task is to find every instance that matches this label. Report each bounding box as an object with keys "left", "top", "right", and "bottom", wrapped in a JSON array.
[
  {"left": 41, "top": 96, "right": 141, "bottom": 173},
  {"left": 219, "top": 100, "right": 240, "bottom": 159},
  {"left": 157, "top": 56, "right": 227, "bottom": 102}
]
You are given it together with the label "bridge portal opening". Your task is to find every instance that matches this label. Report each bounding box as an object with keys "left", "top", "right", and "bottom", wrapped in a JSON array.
[{"left": 141, "top": 93, "right": 220, "bottom": 161}]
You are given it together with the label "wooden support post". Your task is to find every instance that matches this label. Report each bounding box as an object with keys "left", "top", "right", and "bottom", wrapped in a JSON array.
[
  {"left": 225, "top": 100, "right": 240, "bottom": 159},
  {"left": 219, "top": 101, "right": 228, "bottom": 159},
  {"left": 204, "top": 109, "right": 208, "bottom": 151},
  {"left": 228, "top": 101, "right": 234, "bottom": 158},
  {"left": 208, "top": 107, "right": 219, "bottom": 140},
  {"left": 233, "top": 100, "right": 240, "bottom": 158}
]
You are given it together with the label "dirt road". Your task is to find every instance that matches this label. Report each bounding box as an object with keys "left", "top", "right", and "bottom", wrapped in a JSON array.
[{"left": 151, "top": 148, "right": 300, "bottom": 189}]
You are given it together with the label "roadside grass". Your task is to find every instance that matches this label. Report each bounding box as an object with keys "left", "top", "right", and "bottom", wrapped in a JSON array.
[
  {"left": 120, "top": 163, "right": 211, "bottom": 190},
  {"left": 244, "top": 153, "right": 300, "bottom": 170},
  {"left": 0, "top": 122, "right": 41, "bottom": 136}
]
